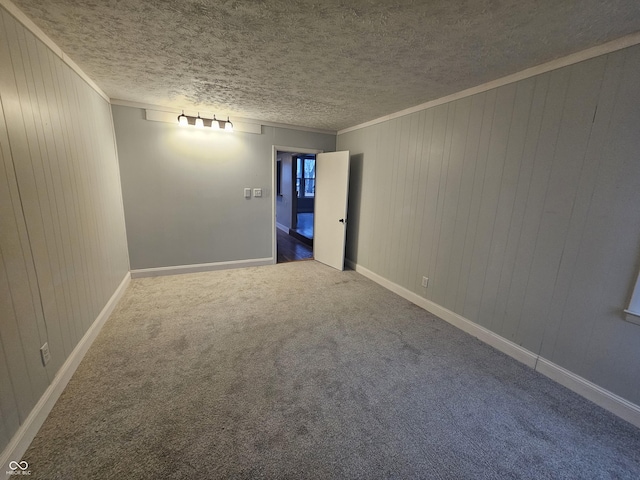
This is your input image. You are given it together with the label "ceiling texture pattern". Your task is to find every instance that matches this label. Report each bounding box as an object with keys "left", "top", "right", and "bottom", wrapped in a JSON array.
[{"left": 9, "top": 0, "right": 640, "bottom": 131}]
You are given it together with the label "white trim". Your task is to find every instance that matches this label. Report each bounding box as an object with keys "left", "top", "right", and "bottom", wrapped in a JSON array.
[
  {"left": 624, "top": 311, "right": 640, "bottom": 326},
  {"left": 0, "top": 0, "right": 110, "bottom": 103},
  {"left": 111, "top": 99, "right": 336, "bottom": 135},
  {"left": 624, "top": 268, "right": 640, "bottom": 319},
  {"left": 338, "top": 31, "right": 640, "bottom": 135},
  {"left": 272, "top": 146, "right": 324, "bottom": 264},
  {"left": 276, "top": 222, "right": 289, "bottom": 233},
  {"left": 273, "top": 146, "right": 326, "bottom": 155},
  {"left": 345, "top": 260, "right": 537, "bottom": 368},
  {"left": 346, "top": 259, "right": 640, "bottom": 429},
  {"left": 1, "top": 273, "right": 130, "bottom": 476},
  {"left": 251, "top": 120, "right": 334, "bottom": 136},
  {"left": 130, "top": 258, "right": 273, "bottom": 278},
  {"left": 535, "top": 358, "right": 640, "bottom": 429}
]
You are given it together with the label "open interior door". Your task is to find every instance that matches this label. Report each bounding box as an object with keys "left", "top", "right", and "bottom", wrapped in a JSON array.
[{"left": 314, "top": 151, "right": 350, "bottom": 271}]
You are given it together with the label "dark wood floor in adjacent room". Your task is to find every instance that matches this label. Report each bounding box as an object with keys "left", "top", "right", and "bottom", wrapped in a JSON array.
[{"left": 277, "top": 228, "right": 313, "bottom": 263}]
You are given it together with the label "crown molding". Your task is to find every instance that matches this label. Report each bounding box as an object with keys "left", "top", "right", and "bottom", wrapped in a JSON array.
[
  {"left": 338, "top": 31, "right": 640, "bottom": 135},
  {"left": 0, "top": 0, "right": 110, "bottom": 103}
]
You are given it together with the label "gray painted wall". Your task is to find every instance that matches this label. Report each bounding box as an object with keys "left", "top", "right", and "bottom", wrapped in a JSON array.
[
  {"left": 276, "top": 152, "right": 294, "bottom": 230},
  {"left": 113, "top": 105, "right": 335, "bottom": 270},
  {"left": 0, "top": 7, "right": 129, "bottom": 453},
  {"left": 338, "top": 45, "right": 640, "bottom": 406}
]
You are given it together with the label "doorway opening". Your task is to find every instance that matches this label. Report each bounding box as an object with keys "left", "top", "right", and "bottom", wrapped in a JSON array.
[
  {"left": 290, "top": 154, "right": 316, "bottom": 246},
  {"left": 274, "top": 147, "right": 321, "bottom": 263}
]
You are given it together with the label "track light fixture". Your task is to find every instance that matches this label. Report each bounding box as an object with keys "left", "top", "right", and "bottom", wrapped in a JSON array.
[{"left": 176, "top": 112, "right": 234, "bottom": 132}]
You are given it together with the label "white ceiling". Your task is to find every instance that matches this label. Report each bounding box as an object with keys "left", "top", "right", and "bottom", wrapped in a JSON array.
[{"left": 9, "top": 0, "right": 640, "bottom": 131}]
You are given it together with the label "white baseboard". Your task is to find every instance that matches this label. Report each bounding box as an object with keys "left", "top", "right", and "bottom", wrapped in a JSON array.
[
  {"left": 130, "top": 257, "right": 274, "bottom": 279},
  {"left": 1, "top": 272, "right": 131, "bottom": 478},
  {"left": 346, "top": 259, "right": 640, "bottom": 429},
  {"left": 346, "top": 260, "right": 537, "bottom": 367},
  {"left": 276, "top": 222, "right": 289, "bottom": 233},
  {"left": 535, "top": 358, "right": 640, "bottom": 428}
]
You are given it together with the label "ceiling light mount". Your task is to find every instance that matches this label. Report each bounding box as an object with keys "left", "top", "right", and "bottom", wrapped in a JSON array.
[{"left": 176, "top": 112, "right": 234, "bottom": 131}]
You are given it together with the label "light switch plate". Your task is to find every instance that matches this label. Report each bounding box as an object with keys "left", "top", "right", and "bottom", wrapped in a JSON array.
[
  {"left": 244, "top": 188, "right": 251, "bottom": 198},
  {"left": 253, "top": 188, "right": 262, "bottom": 197}
]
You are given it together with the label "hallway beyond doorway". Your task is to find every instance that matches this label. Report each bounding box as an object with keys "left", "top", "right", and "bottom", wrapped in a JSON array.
[
  {"left": 290, "top": 212, "right": 313, "bottom": 244},
  {"left": 276, "top": 228, "right": 312, "bottom": 263}
]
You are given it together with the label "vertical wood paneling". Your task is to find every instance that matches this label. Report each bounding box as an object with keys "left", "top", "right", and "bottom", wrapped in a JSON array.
[
  {"left": 426, "top": 103, "right": 455, "bottom": 302},
  {"left": 35, "top": 39, "right": 78, "bottom": 353},
  {"left": 403, "top": 110, "right": 426, "bottom": 290},
  {"left": 516, "top": 58, "right": 606, "bottom": 353},
  {"left": 382, "top": 119, "right": 400, "bottom": 278},
  {"left": 0, "top": 6, "right": 129, "bottom": 453},
  {"left": 416, "top": 104, "right": 448, "bottom": 296},
  {"left": 407, "top": 110, "right": 431, "bottom": 292},
  {"left": 25, "top": 32, "right": 73, "bottom": 359},
  {"left": 389, "top": 116, "right": 411, "bottom": 283},
  {"left": 562, "top": 48, "right": 640, "bottom": 400},
  {"left": 500, "top": 68, "right": 569, "bottom": 342},
  {"left": 340, "top": 43, "right": 640, "bottom": 406},
  {"left": 48, "top": 47, "right": 84, "bottom": 346},
  {"left": 492, "top": 75, "right": 549, "bottom": 338},
  {"left": 362, "top": 126, "right": 380, "bottom": 268},
  {"left": 479, "top": 79, "right": 535, "bottom": 331},
  {"left": 0, "top": 12, "right": 51, "bottom": 407},
  {"left": 463, "top": 84, "right": 516, "bottom": 323},
  {"left": 0, "top": 334, "right": 18, "bottom": 447},
  {"left": 13, "top": 20, "right": 67, "bottom": 374},
  {"left": 0, "top": 81, "right": 43, "bottom": 435},
  {"left": 398, "top": 113, "right": 420, "bottom": 288},
  {"left": 432, "top": 97, "right": 471, "bottom": 307},
  {"left": 538, "top": 52, "right": 625, "bottom": 363},
  {"left": 443, "top": 93, "right": 485, "bottom": 309},
  {"left": 54, "top": 51, "right": 92, "bottom": 340},
  {"left": 454, "top": 90, "right": 496, "bottom": 314},
  {"left": 369, "top": 122, "right": 391, "bottom": 276},
  {"left": 0, "top": 251, "right": 28, "bottom": 432}
]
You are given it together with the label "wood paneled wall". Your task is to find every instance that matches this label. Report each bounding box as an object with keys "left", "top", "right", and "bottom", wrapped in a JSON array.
[
  {"left": 0, "top": 7, "right": 129, "bottom": 451},
  {"left": 338, "top": 45, "right": 640, "bottom": 405}
]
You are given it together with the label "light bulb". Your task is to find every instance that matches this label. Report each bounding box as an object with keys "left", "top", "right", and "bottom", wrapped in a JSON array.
[
  {"left": 225, "top": 117, "right": 233, "bottom": 132},
  {"left": 177, "top": 111, "right": 188, "bottom": 126},
  {"left": 211, "top": 115, "right": 220, "bottom": 129},
  {"left": 195, "top": 114, "right": 204, "bottom": 128}
]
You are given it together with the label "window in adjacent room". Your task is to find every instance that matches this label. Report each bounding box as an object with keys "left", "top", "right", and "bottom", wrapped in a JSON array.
[{"left": 296, "top": 155, "right": 316, "bottom": 198}]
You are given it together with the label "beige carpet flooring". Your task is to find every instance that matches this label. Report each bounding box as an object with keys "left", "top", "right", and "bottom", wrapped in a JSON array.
[{"left": 23, "top": 261, "right": 640, "bottom": 479}]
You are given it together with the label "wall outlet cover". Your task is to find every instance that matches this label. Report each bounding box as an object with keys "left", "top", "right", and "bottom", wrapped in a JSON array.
[{"left": 40, "top": 342, "right": 51, "bottom": 366}]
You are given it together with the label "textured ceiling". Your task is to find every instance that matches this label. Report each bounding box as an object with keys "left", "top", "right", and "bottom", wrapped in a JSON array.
[{"left": 9, "top": 0, "right": 640, "bottom": 131}]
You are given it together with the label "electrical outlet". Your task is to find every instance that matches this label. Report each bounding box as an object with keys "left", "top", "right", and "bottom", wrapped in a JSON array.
[
  {"left": 40, "top": 342, "right": 51, "bottom": 366},
  {"left": 253, "top": 188, "right": 262, "bottom": 198},
  {"left": 421, "top": 276, "right": 429, "bottom": 288}
]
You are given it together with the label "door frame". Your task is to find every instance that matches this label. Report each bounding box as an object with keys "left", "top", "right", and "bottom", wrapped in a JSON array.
[{"left": 272, "top": 145, "right": 324, "bottom": 264}]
